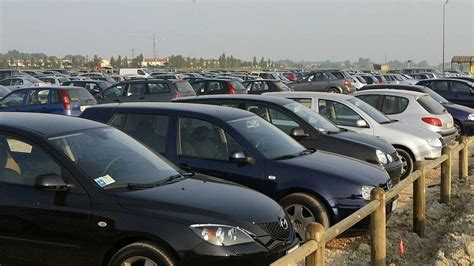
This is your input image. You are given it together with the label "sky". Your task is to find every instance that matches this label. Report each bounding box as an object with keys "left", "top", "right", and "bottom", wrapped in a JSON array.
[{"left": 0, "top": 0, "right": 472, "bottom": 65}]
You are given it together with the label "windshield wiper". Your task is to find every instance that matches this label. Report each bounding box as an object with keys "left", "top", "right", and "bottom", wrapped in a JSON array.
[
  {"left": 300, "top": 149, "right": 315, "bottom": 155},
  {"left": 158, "top": 172, "right": 194, "bottom": 186},
  {"left": 103, "top": 182, "right": 158, "bottom": 191},
  {"left": 273, "top": 149, "right": 314, "bottom": 160}
]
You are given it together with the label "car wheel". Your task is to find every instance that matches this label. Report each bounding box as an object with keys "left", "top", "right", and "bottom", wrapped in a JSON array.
[
  {"left": 454, "top": 121, "right": 463, "bottom": 140},
  {"left": 280, "top": 193, "right": 330, "bottom": 241},
  {"left": 108, "top": 241, "right": 176, "bottom": 266},
  {"left": 396, "top": 148, "right": 414, "bottom": 180},
  {"left": 327, "top": 87, "right": 340, "bottom": 93}
]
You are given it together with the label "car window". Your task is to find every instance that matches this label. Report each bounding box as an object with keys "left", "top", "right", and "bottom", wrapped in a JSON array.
[
  {"left": 290, "top": 98, "right": 312, "bottom": 108},
  {"left": 306, "top": 74, "right": 315, "bottom": 82},
  {"left": 174, "top": 81, "right": 195, "bottom": 94},
  {"left": 0, "top": 90, "right": 27, "bottom": 107},
  {"left": 451, "top": 82, "right": 471, "bottom": 93},
  {"left": 0, "top": 134, "right": 62, "bottom": 186},
  {"left": 147, "top": 83, "right": 170, "bottom": 94},
  {"left": 357, "top": 95, "right": 379, "bottom": 108},
  {"left": 191, "top": 81, "right": 206, "bottom": 92},
  {"left": 330, "top": 72, "right": 344, "bottom": 79},
  {"left": 250, "top": 81, "right": 268, "bottom": 92},
  {"left": 0, "top": 79, "right": 11, "bottom": 86},
  {"left": 431, "top": 81, "right": 449, "bottom": 92},
  {"left": 207, "top": 81, "right": 223, "bottom": 92},
  {"left": 127, "top": 83, "right": 146, "bottom": 96},
  {"left": 178, "top": 117, "right": 244, "bottom": 161},
  {"left": 103, "top": 84, "right": 126, "bottom": 99},
  {"left": 417, "top": 95, "right": 446, "bottom": 115},
  {"left": 27, "top": 89, "right": 50, "bottom": 105},
  {"left": 113, "top": 113, "right": 170, "bottom": 154},
  {"left": 315, "top": 73, "right": 329, "bottom": 81},
  {"left": 318, "top": 99, "right": 363, "bottom": 127},
  {"left": 11, "top": 79, "right": 23, "bottom": 85},
  {"left": 245, "top": 104, "right": 299, "bottom": 134},
  {"left": 381, "top": 96, "right": 408, "bottom": 114},
  {"left": 137, "top": 70, "right": 145, "bottom": 75},
  {"left": 84, "top": 83, "right": 100, "bottom": 93},
  {"left": 68, "top": 89, "right": 95, "bottom": 102}
]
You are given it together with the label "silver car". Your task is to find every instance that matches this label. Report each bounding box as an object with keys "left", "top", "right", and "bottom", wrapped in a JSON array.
[
  {"left": 0, "top": 75, "right": 47, "bottom": 90},
  {"left": 38, "top": 76, "right": 71, "bottom": 86},
  {"left": 354, "top": 90, "right": 457, "bottom": 145},
  {"left": 264, "top": 91, "right": 444, "bottom": 179}
]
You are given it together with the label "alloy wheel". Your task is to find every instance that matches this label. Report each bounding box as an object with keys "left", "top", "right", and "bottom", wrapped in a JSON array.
[
  {"left": 285, "top": 204, "right": 315, "bottom": 241},
  {"left": 122, "top": 256, "right": 158, "bottom": 266}
]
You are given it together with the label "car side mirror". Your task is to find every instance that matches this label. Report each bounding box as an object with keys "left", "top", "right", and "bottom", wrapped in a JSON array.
[
  {"left": 34, "top": 174, "right": 71, "bottom": 192},
  {"left": 356, "top": 119, "right": 369, "bottom": 128},
  {"left": 290, "top": 127, "right": 309, "bottom": 140},
  {"left": 229, "top": 151, "right": 254, "bottom": 165}
]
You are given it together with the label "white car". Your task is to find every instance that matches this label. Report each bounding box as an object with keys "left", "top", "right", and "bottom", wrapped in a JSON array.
[
  {"left": 264, "top": 91, "right": 444, "bottom": 179},
  {"left": 354, "top": 90, "right": 457, "bottom": 145}
]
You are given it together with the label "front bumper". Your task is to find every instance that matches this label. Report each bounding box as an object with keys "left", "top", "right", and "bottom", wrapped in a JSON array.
[
  {"left": 383, "top": 160, "right": 402, "bottom": 185},
  {"left": 413, "top": 143, "right": 442, "bottom": 161},
  {"left": 179, "top": 236, "right": 300, "bottom": 265},
  {"left": 461, "top": 120, "right": 474, "bottom": 136}
]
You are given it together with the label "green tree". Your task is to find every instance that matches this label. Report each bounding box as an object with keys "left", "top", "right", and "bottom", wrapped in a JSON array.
[{"left": 116, "top": 55, "right": 122, "bottom": 68}]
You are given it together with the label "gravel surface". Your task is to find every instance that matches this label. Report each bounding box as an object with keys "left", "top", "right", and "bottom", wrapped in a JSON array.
[{"left": 324, "top": 148, "right": 474, "bottom": 265}]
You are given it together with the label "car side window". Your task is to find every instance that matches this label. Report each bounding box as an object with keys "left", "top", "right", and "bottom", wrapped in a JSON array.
[
  {"left": 245, "top": 104, "right": 299, "bottom": 134},
  {"left": 357, "top": 95, "right": 380, "bottom": 108},
  {"left": 306, "top": 74, "right": 315, "bottom": 82},
  {"left": 381, "top": 96, "right": 409, "bottom": 114},
  {"left": 27, "top": 89, "right": 50, "bottom": 105},
  {"left": 251, "top": 81, "right": 268, "bottom": 92},
  {"left": 137, "top": 70, "right": 146, "bottom": 75},
  {"left": 191, "top": 81, "right": 206, "bottom": 92},
  {"left": 207, "top": 81, "right": 223, "bottom": 92},
  {"left": 177, "top": 117, "right": 244, "bottom": 161},
  {"left": 103, "top": 84, "right": 126, "bottom": 99},
  {"left": 318, "top": 99, "right": 362, "bottom": 127},
  {"left": 0, "top": 79, "right": 10, "bottom": 86},
  {"left": 290, "top": 98, "right": 312, "bottom": 108},
  {"left": 12, "top": 79, "right": 23, "bottom": 85},
  {"left": 119, "top": 113, "right": 169, "bottom": 154},
  {"left": 127, "top": 83, "right": 146, "bottom": 96},
  {"left": 0, "top": 90, "right": 27, "bottom": 107},
  {"left": 451, "top": 82, "right": 471, "bottom": 93},
  {"left": 431, "top": 81, "right": 449, "bottom": 92},
  {"left": 0, "top": 134, "right": 62, "bottom": 186},
  {"left": 147, "top": 83, "right": 170, "bottom": 94}
]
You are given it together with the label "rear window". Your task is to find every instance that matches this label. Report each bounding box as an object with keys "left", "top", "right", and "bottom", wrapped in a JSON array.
[
  {"left": 68, "top": 89, "right": 95, "bottom": 102},
  {"left": 274, "top": 81, "right": 291, "bottom": 91},
  {"left": 417, "top": 95, "right": 445, "bottom": 115},
  {"left": 356, "top": 76, "right": 367, "bottom": 83},
  {"left": 174, "top": 81, "right": 195, "bottom": 93},
  {"left": 330, "top": 72, "right": 344, "bottom": 79},
  {"left": 229, "top": 81, "right": 246, "bottom": 91}
]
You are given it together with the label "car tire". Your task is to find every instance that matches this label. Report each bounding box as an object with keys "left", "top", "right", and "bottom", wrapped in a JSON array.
[
  {"left": 454, "top": 121, "right": 463, "bottom": 141},
  {"left": 327, "top": 87, "right": 341, "bottom": 93},
  {"left": 279, "top": 193, "right": 330, "bottom": 241},
  {"left": 108, "top": 241, "right": 176, "bottom": 266},
  {"left": 396, "top": 148, "right": 414, "bottom": 180}
]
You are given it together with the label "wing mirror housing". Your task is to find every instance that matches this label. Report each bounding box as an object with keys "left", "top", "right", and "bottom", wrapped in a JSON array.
[
  {"left": 229, "top": 151, "right": 255, "bottom": 165},
  {"left": 34, "top": 174, "right": 71, "bottom": 192},
  {"left": 356, "top": 119, "right": 369, "bottom": 128},
  {"left": 290, "top": 127, "right": 310, "bottom": 140}
]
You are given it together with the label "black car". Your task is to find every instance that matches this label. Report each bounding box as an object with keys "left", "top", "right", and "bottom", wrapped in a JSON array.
[
  {"left": 359, "top": 84, "right": 474, "bottom": 138},
  {"left": 175, "top": 95, "right": 402, "bottom": 184},
  {"left": 190, "top": 79, "right": 247, "bottom": 95},
  {"left": 63, "top": 80, "right": 112, "bottom": 97},
  {"left": 81, "top": 103, "right": 394, "bottom": 240},
  {"left": 416, "top": 78, "right": 474, "bottom": 108},
  {"left": 99, "top": 79, "right": 196, "bottom": 103},
  {"left": 242, "top": 79, "right": 293, "bottom": 95},
  {"left": 0, "top": 113, "right": 298, "bottom": 265}
]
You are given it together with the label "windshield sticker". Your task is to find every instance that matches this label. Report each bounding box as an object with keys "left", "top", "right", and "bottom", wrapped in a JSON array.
[
  {"left": 247, "top": 120, "right": 260, "bottom": 128},
  {"left": 94, "top": 175, "right": 116, "bottom": 187}
]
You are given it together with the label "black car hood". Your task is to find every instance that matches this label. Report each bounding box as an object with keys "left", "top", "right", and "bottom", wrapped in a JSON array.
[
  {"left": 272, "top": 150, "right": 390, "bottom": 186},
  {"left": 331, "top": 131, "right": 396, "bottom": 153},
  {"left": 115, "top": 174, "right": 285, "bottom": 225}
]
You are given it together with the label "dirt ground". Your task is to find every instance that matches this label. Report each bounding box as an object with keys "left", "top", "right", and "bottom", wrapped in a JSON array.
[{"left": 324, "top": 148, "right": 474, "bottom": 265}]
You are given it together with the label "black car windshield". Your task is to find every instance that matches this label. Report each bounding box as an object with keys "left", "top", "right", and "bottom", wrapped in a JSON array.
[
  {"left": 283, "top": 102, "right": 340, "bottom": 133},
  {"left": 48, "top": 127, "right": 179, "bottom": 187},
  {"left": 347, "top": 98, "right": 392, "bottom": 124},
  {"left": 227, "top": 116, "right": 306, "bottom": 159}
]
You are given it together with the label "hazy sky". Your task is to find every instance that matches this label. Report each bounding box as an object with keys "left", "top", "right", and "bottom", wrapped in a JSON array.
[{"left": 0, "top": 0, "right": 472, "bottom": 64}]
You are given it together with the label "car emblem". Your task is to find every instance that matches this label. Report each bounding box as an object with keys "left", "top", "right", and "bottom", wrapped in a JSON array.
[{"left": 279, "top": 217, "right": 289, "bottom": 230}]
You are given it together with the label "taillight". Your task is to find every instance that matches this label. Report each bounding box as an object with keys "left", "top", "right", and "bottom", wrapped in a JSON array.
[
  {"left": 227, "top": 82, "right": 236, "bottom": 94},
  {"left": 422, "top": 117, "right": 442, "bottom": 127},
  {"left": 344, "top": 79, "right": 350, "bottom": 86},
  {"left": 60, "top": 90, "right": 71, "bottom": 110},
  {"left": 175, "top": 92, "right": 182, "bottom": 98}
]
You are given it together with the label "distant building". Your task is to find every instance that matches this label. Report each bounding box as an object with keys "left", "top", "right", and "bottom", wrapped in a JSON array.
[
  {"left": 100, "top": 59, "right": 110, "bottom": 67},
  {"left": 141, "top": 58, "right": 168, "bottom": 67}
]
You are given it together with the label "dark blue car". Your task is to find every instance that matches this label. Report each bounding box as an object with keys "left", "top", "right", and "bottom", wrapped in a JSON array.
[
  {"left": 416, "top": 79, "right": 474, "bottom": 108},
  {"left": 80, "top": 103, "right": 394, "bottom": 240},
  {"left": 0, "top": 86, "right": 96, "bottom": 116},
  {"left": 359, "top": 84, "right": 474, "bottom": 138}
]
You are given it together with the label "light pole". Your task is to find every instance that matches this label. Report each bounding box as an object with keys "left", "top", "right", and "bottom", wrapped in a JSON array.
[{"left": 442, "top": 0, "right": 449, "bottom": 72}]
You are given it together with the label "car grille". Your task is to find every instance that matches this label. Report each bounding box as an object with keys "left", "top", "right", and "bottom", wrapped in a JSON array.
[{"left": 257, "top": 221, "right": 291, "bottom": 240}]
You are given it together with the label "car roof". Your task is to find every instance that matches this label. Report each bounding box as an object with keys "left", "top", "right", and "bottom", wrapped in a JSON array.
[
  {"left": 243, "top": 79, "right": 280, "bottom": 82},
  {"left": 177, "top": 94, "right": 295, "bottom": 105},
  {"left": 363, "top": 84, "right": 428, "bottom": 90},
  {"left": 0, "top": 113, "right": 105, "bottom": 137},
  {"left": 355, "top": 89, "right": 426, "bottom": 97},
  {"left": 420, "top": 78, "right": 472, "bottom": 83},
  {"left": 86, "top": 102, "right": 254, "bottom": 121},
  {"left": 14, "top": 86, "right": 86, "bottom": 91},
  {"left": 267, "top": 91, "right": 355, "bottom": 100}
]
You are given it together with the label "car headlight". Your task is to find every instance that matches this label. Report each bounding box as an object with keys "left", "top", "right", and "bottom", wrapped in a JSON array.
[
  {"left": 468, "top": 114, "right": 474, "bottom": 121},
  {"left": 376, "top": 150, "right": 388, "bottom": 164},
  {"left": 190, "top": 224, "right": 254, "bottom": 246},
  {"left": 361, "top": 185, "right": 376, "bottom": 200},
  {"left": 426, "top": 138, "right": 442, "bottom": 147}
]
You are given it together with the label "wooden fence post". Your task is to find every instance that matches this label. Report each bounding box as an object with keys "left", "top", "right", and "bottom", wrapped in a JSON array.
[
  {"left": 413, "top": 161, "right": 426, "bottom": 237},
  {"left": 370, "top": 187, "right": 386, "bottom": 266},
  {"left": 459, "top": 136, "right": 469, "bottom": 179},
  {"left": 441, "top": 146, "right": 452, "bottom": 203},
  {"left": 306, "top": 223, "right": 325, "bottom": 266}
]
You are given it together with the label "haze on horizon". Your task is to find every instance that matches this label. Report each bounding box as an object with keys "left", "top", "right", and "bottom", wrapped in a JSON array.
[{"left": 0, "top": 0, "right": 472, "bottom": 65}]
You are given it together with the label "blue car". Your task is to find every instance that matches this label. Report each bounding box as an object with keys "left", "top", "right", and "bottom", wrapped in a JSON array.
[
  {"left": 0, "top": 86, "right": 96, "bottom": 116},
  {"left": 80, "top": 103, "right": 394, "bottom": 240},
  {"left": 359, "top": 84, "right": 474, "bottom": 138},
  {"left": 416, "top": 79, "right": 474, "bottom": 108}
]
